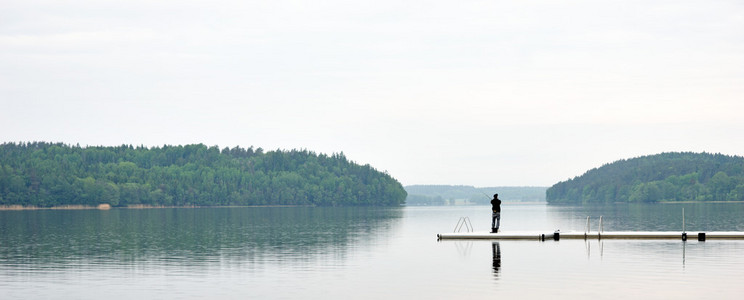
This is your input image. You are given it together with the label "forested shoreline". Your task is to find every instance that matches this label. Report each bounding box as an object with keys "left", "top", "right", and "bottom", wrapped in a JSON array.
[
  {"left": 405, "top": 185, "right": 546, "bottom": 205},
  {"left": 546, "top": 152, "right": 744, "bottom": 204},
  {"left": 0, "top": 142, "right": 407, "bottom": 207}
]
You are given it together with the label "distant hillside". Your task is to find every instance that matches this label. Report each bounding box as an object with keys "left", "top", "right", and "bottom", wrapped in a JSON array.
[
  {"left": 405, "top": 185, "right": 546, "bottom": 205},
  {"left": 546, "top": 152, "right": 744, "bottom": 204},
  {"left": 0, "top": 142, "right": 407, "bottom": 207}
]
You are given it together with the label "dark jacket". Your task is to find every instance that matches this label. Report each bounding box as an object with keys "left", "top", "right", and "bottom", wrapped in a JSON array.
[{"left": 491, "top": 198, "right": 501, "bottom": 213}]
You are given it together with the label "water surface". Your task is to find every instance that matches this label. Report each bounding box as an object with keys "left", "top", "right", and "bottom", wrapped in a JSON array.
[{"left": 1, "top": 203, "right": 743, "bottom": 299}]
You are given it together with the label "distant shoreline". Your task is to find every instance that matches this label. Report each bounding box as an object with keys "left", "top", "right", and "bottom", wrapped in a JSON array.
[
  {"left": 658, "top": 201, "right": 744, "bottom": 204},
  {"left": 5, "top": 201, "right": 742, "bottom": 211},
  {"left": 0, "top": 204, "right": 316, "bottom": 211}
]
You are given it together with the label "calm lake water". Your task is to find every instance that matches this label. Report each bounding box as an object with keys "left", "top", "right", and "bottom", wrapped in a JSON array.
[{"left": 2, "top": 203, "right": 744, "bottom": 299}]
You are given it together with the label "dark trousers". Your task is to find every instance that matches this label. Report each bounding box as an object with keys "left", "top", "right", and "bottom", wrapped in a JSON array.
[{"left": 491, "top": 212, "right": 501, "bottom": 231}]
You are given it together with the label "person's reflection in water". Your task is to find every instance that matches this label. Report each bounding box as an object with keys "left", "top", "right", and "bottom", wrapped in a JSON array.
[{"left": 492, "top": 242, "right": 501, "bottom": 279}]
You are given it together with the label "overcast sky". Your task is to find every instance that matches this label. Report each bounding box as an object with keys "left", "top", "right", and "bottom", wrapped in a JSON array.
[{"left": 2, "top": 0, "right": 743, "bottom": 186}]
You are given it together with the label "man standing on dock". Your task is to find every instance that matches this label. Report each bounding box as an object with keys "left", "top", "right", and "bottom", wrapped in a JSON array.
[{"left": 491, "top": 194, "right": 501, "bottom": 233}]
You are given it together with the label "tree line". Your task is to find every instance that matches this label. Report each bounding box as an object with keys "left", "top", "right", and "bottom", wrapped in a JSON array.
[
  {"left": 0, "top": 142, "right": 407, "bottom": 207},
  {"left": 405, "top": 185, "right": 547, "bottom": 205},
  {"left": 546, "top": 152, "right": 744, "bottom": 204}
]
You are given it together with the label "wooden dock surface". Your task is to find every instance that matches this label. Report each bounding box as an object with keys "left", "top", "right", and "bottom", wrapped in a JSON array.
[{"left": 437, "top": 231, "right": 744, "bottom": 241}]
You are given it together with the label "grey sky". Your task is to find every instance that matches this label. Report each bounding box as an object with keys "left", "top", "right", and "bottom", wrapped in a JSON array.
[{"left": 2, "top": 0, "right": 743, "bottom": 186}]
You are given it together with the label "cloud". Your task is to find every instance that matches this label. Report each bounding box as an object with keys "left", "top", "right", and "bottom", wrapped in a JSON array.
[{"left": 2, "top": 0, "right": 743, "bottom": 186}]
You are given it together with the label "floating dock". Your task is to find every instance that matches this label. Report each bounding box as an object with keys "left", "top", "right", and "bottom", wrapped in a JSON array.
[{"left": 437, "top": 231, "right": 744, "bottom": 241}]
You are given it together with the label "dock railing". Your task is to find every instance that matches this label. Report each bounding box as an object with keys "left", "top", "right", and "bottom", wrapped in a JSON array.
[
  {"left": 585, "top": 216, "right": 604, "bottom": 238},
  {"left": 453, "top": 217, "right": 473, "bottom": 233}
]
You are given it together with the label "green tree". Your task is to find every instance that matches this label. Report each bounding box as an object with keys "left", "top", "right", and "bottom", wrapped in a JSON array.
[
  {"left": 0, "top": 142, "right": 406, "bottom": 207},
  {"left": 547, "top": 152, "right": 744, "bottom": 204}
]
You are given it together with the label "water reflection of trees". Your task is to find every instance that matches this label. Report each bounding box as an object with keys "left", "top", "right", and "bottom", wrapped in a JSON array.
[
  {"left": 547, "top": 203, "right": 744, "bottom": 231},
  {"left": 0, "top": 207, "right": 403, "bottom": 269}
]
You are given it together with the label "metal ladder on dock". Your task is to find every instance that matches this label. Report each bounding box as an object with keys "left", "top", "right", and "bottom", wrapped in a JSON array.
[
  {"left": 585, "top": 216, "right": 604, "bottom": 238},
  {"left": 453, "top": 217, "right": 474, "bottom": 233}
]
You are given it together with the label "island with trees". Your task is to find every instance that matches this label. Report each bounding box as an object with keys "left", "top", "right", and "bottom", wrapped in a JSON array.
[
  {"left": 0, "top": 142, "right": 407, "bottom": 208},
  {"left": 546, "top": 152, "right": 744, "bottom": 204}
]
